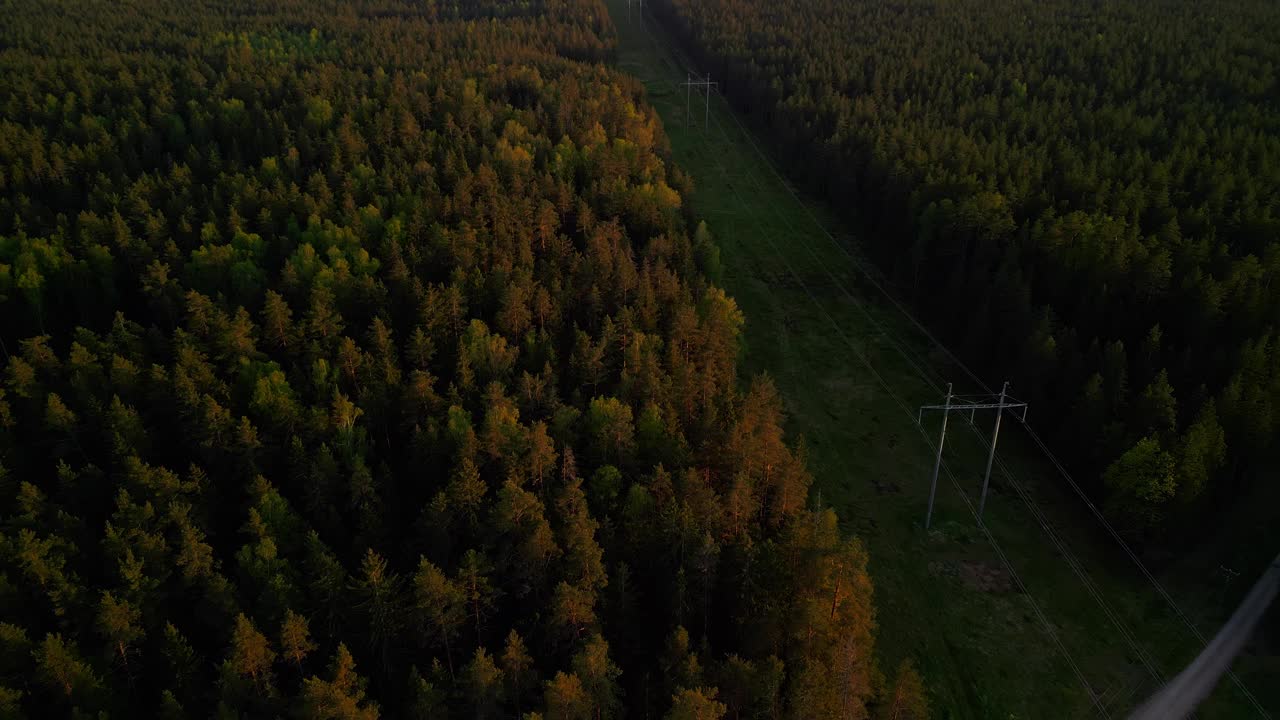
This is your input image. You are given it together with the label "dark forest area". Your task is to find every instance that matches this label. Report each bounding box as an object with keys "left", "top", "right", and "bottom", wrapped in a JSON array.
[
  {"left": 649, "top": 0, "right": 1280, "bottom": 564},
  {"left": 0, "top": 0, "right": 915, "bottom": 717}
]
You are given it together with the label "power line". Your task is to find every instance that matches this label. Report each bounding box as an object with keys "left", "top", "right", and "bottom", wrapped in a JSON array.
[
  {"left": 1020, "top": 422, "right": 1273, "bottom": 718},
  {"left": 1130, "top": 553, "right": 1280, "bottom": 720},
  {"left": 914, "top": 380, "right": 1168, "bottom": 713},
  {"left": 965, "top": 423, "right": 1170, "bottom": 704},
  {"left": 730, "top": 56, "right": 1270, "bottom": 705},
  {"left": 667, "top": 54, "right": 950, "bottom": 397},
  {"left": 639, "top": 12, "right": 1271, "bottom": 715},
  {"left": 933, "top": 450, "right": 1109, "bottom": 717},
  {"left": 698, "top": 61, "right": 993, "bottom": 395},
  {"left": 716, "top": 162, "right": 1110, "bottom": 716},
  {"left": 699, "top": 81, "right": 1134, "bottom": 711},
  {"left": 629, "top": 8, "right": 1111, "bottom": 707}
]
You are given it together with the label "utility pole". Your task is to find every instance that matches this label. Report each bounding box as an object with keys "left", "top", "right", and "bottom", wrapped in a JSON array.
[
  {"left": 919, "top": 382, "right": 1027, "bottom": 528},
  {"left": 680, "top": 74, "right": 718, "bottom": 131},
  {"left": 923, "top": 383, "right": 953, "bottom": 530},
  {"left": 978, "top": 381, "right": 1007, "bottom": 518},
  {"left": 705, "top": 73, "right": 712, "bottom": 129}
]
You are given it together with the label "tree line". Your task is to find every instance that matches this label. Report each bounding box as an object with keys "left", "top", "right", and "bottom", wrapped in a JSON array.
[
  {"left": 0, "top": 0, "right": 927, "bottom": 717},
  {"left": 649, "top": 0, "right": 1280, "bottom": 556}
]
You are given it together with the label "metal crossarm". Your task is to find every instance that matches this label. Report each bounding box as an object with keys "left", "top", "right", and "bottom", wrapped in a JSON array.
[{"left": 919, "top": 401, "right": 1027, "bottom": 413}]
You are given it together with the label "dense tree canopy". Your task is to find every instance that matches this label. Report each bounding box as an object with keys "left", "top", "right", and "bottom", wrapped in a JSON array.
[
  {"left": 651, "top": 0, "right": 1280, "bottom": 548},
  {"left": 0, "top": 0, "right": 898, "bottom": 717}
]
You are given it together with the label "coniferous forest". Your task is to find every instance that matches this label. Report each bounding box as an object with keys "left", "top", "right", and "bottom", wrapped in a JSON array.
[
  {"left": 0, "top": 0, "right": 900, "bottom": 717},
  {"left": 651, "top": 0, "right": 1280, "bottom": 553}
]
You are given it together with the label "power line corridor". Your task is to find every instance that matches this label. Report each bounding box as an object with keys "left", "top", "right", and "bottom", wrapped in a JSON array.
[{"left": 617, "top": 2, "right": 1275, "bottom": 716}]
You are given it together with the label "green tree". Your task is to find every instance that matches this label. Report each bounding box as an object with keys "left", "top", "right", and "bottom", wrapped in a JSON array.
[
  {"left": 34, "top": 633, "right": 98, "bottom": 699},
  {"left": 261, "top": 290, "right": 297, "bottom": 350},
  {"left": 463, "top": 647, "right": 504, "bottom": 719},
  {"left": 411, "top": 557, "right": 465, "bottom": 679},
  {"left": 1135, "top": 369, "right": 1177, "bottom": 437},
  {"left": 572, "top": 634, "right": 622, "bottom": 719},
  {"left": 586, "top": 397, "right": 634, "bottom": 463},
  {"left": 0, "top": 686, "right": 24, "bottom": 719},
  {"left": 502, "top": 630, "right": 537, "bottom": 716},
  {"left": 457, "top": 549, "right": 496, "bottom": 640},
  {"left": 162, "top": 623, "right": 200, "bottom": 697},
  {"left": 351, "top": 549, "right": 404, "bottom": 676},
  {"left": 662, "top": 627, "right": 702, "bottom": 698},
  {"left": 1103, "top": 436, "right": 1177, "bottom": 536},
  {"left": 405, "top": 665, "right": 447, "bottom": 720},
  {"left": 446, "top": 457, "right": 487, "bottom": 528},
  {"left": 96, "top": 591, "right": 144, "bottom": 669},
  {"left": 1175, "top": 400, "right": 1227, "bottom": 505}
]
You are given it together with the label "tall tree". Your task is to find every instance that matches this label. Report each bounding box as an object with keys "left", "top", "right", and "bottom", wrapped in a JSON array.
[
  {"left": 228, "top": 614, "right": 276, "bottom": 689},
  {"left": 298, "top": 644, "right": 380, "bottom": 720},
  {"left": 877, "top": 659, "right": 928, "bottom": 720},
  {"left": 281, "top": 609, "right": 318, "bottom": 671},
  {"left": 411, "top": 558, "right": 465, "bottom": 679}
]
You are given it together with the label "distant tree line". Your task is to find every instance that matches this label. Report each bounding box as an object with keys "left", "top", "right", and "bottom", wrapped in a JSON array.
[
  {"left": 650, "top": 0, "right": 1280, "bottom": 554},
  {"left": 0, "top": 0, "right": 928, "bottom": 717}
]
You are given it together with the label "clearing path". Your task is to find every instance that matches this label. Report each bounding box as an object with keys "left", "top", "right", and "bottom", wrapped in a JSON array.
[{"left": 603, "top": 1, "right": 1272, "bottom": 718}]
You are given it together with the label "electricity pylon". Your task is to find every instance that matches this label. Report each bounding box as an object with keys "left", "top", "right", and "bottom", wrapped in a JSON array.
[
  {"left": 919, "top": 382, "right": 1027, "bottom": 528},
  {"left": 681, "top": 73, "right": 717, "bottom": 130}
]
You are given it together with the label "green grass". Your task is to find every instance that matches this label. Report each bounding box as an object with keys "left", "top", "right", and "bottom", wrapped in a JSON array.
[{"left": 605, "top": 3, "right": 1276, "bottom": 718}]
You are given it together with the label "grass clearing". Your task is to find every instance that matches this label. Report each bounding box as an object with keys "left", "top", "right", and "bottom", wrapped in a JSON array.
[{"left": 604, "top": 2, "right": 1275, "bottom": 717}]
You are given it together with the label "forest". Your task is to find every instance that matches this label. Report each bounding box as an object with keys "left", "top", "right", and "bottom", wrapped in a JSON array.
[
  {"left": 0, "top": 0, "right": 920, "bottom": 717},
  {"left": 649, "top": 0, "right": 1280, "bottom": 556}
]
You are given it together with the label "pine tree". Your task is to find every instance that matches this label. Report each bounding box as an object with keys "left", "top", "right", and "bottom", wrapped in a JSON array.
[
  {"left": 544, "top": 671, "right": 592, "bottom": 720},
  {"left": 463, "top": 647, "right": 504, "bottom": 719},
  {"left": 297, "top": 644, "right": 380, "bottom": 720},
  {"left": 666, "top": 687, "right": 727, "bottom": 720},
  {"left": 351, "top": 549, "right": 404, "bottom": 677},
  {"left": 411, "top": 557, "right": 465, "bottom": 679},
  {"left": 405, "top": 665, "right": 447, "bottom": 720},
  {"left": 662, "top": 627, "right": 702, "bottom": 699},
  {"left": 96, "top": 591, "right": 144, "bottom": 670},
  {"left": 572, "top": 634, "right": 622, "bottom": 719},
  {"left": 34, "top": 633, "right": 98, "bottom": 699},
  {"left": 228, "top": 613, "right": 277, "bottom": 688},
  {"left": 551, "top": 582, "right": 598, "bottom": 643},
  {"left": 281, "top": 609, "right": 318, "bottom": 670},
  {"left": 878, "top": 659, "right": 928, "bottom": 720},
  {"left": 501, "top": 630, "right": 537, "bottom": 717},
  {"left": 1174, "top": 400, "right": 1227, "bottom": 505},
  {"left": 261, "top": 290, "right": 297, "bottom": 350},
  {"left": 457, "top": 549, "right": 496, "bottom": 640},
  {"left": 162, "top": 623, "right": 200, "bottom": 697}
]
